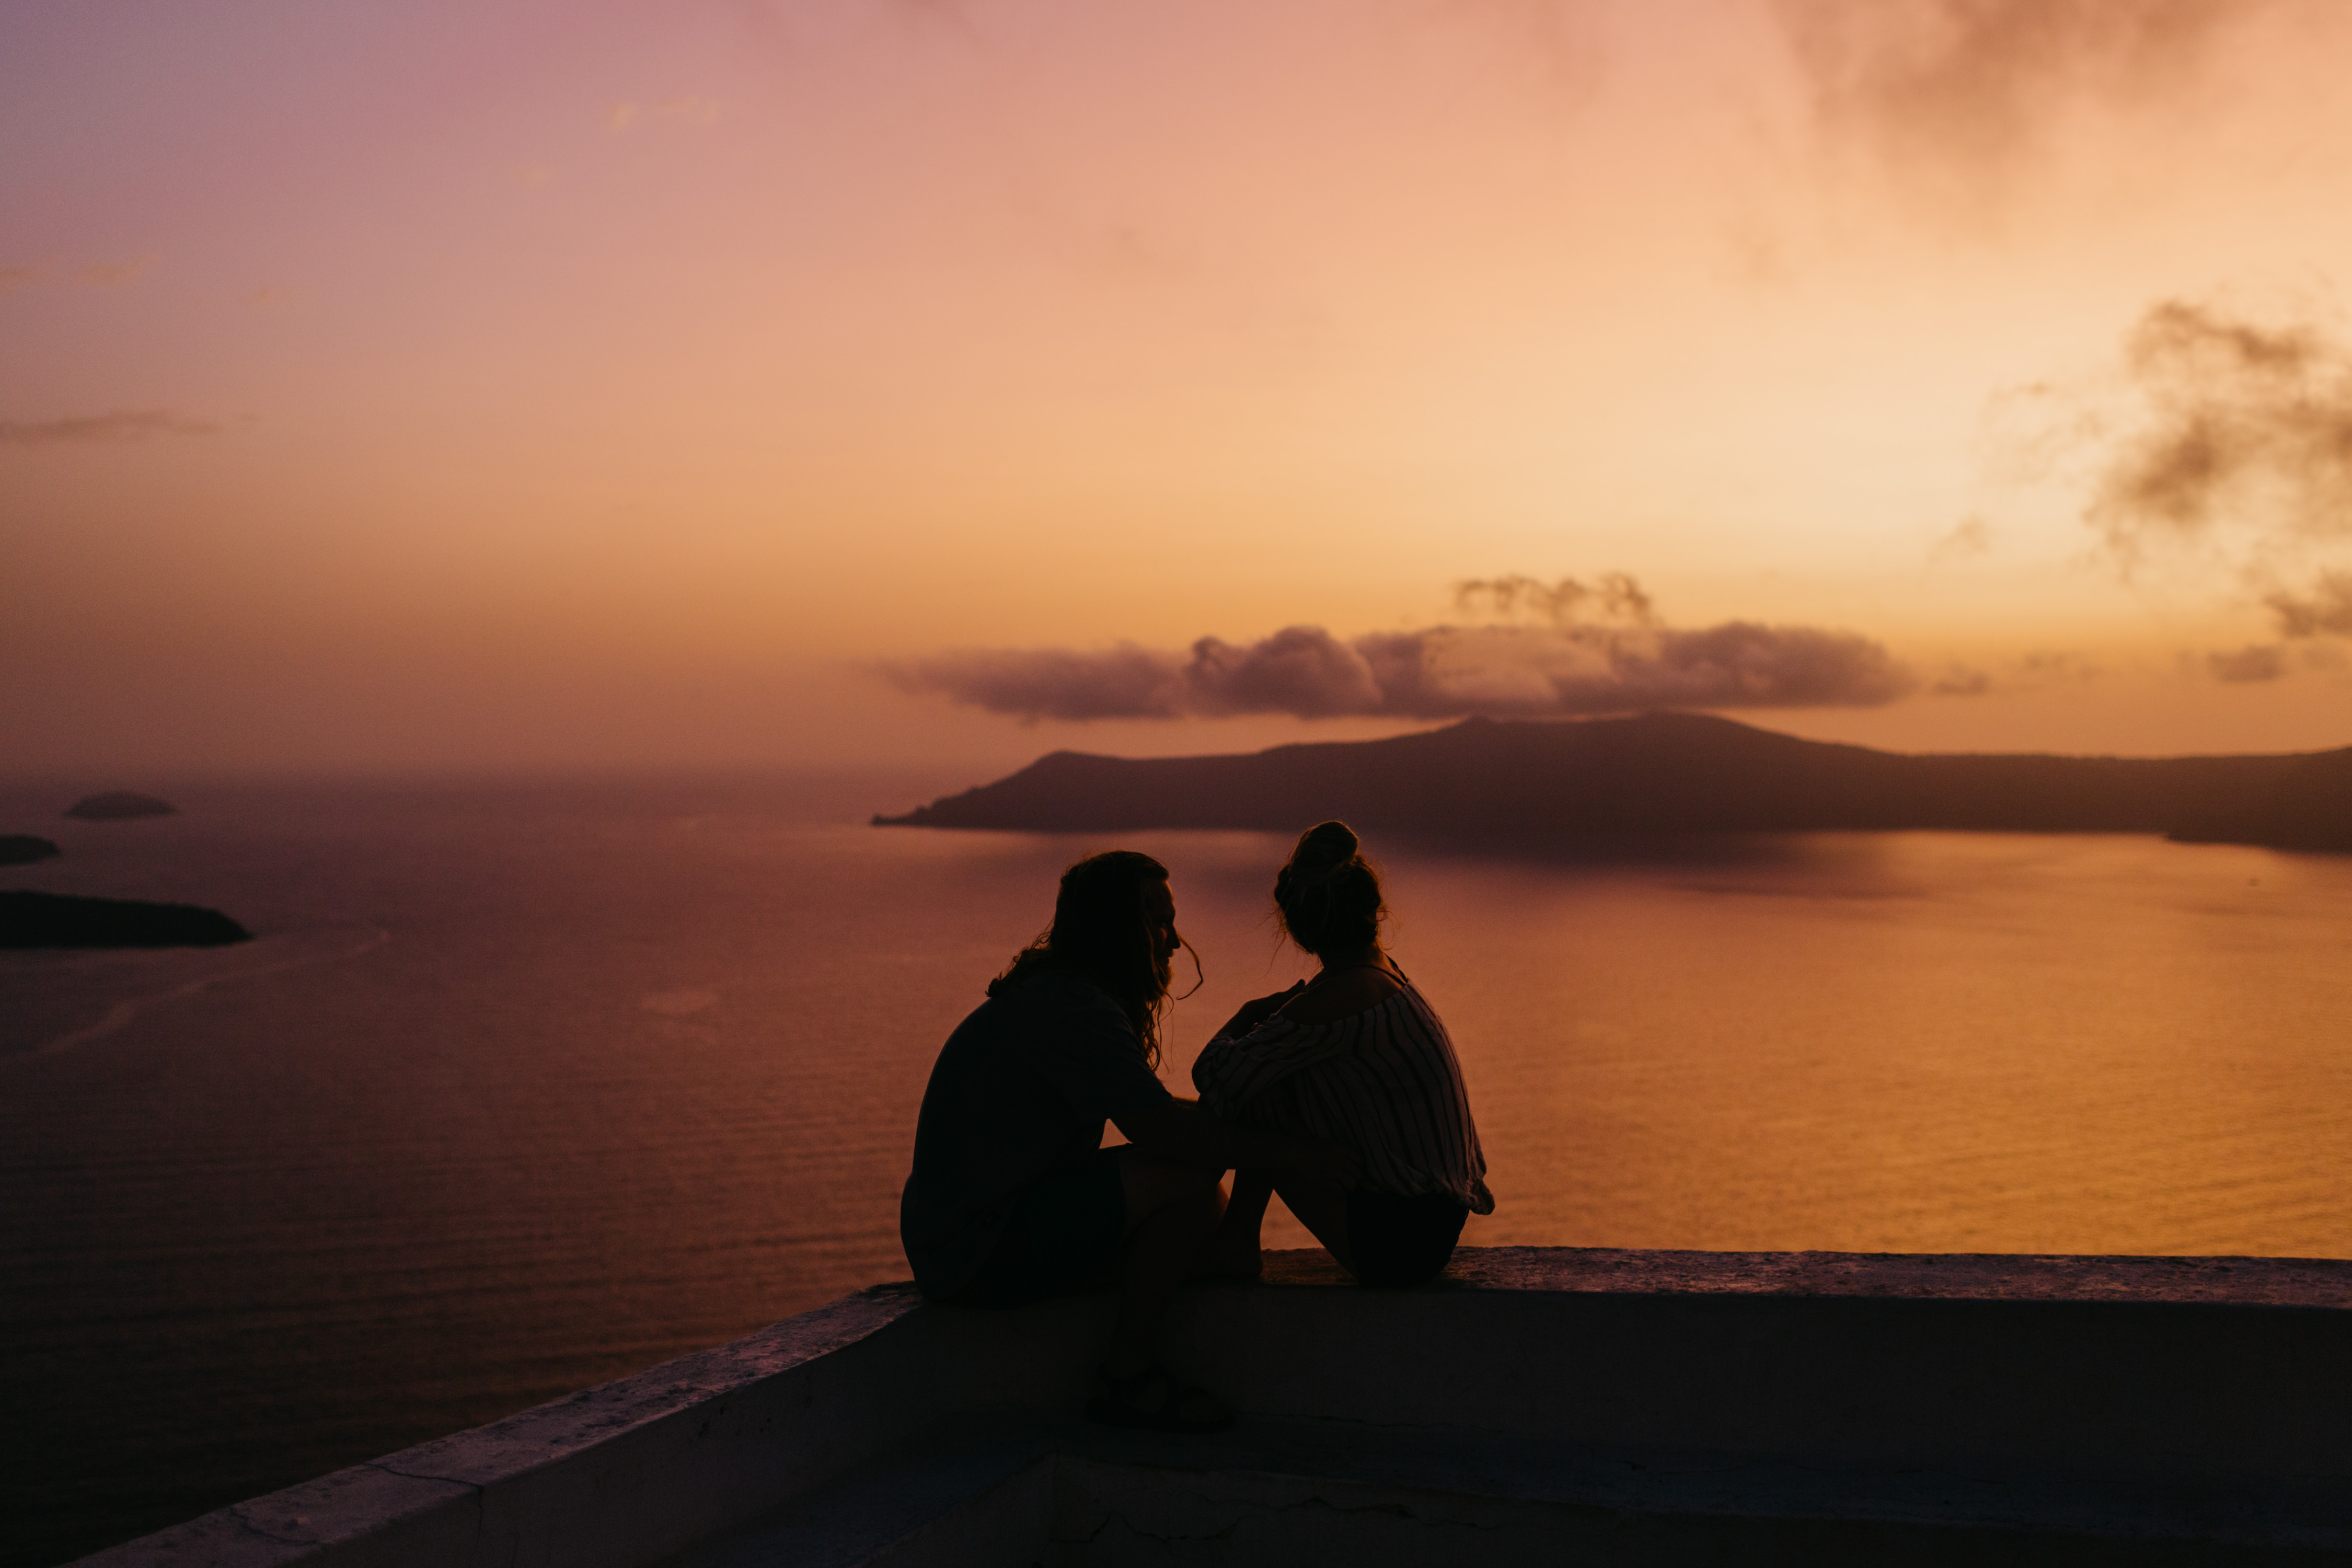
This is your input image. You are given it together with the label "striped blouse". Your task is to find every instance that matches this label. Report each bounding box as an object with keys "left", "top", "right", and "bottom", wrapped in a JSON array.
[{"left": 1191, "top": 977, "right": 1495, "bottom": 1214}]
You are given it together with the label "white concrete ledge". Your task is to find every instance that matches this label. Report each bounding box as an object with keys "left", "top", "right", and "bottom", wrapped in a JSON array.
[{"left": 74, "top": 1248, "right": 2352, "bottom": 1567}]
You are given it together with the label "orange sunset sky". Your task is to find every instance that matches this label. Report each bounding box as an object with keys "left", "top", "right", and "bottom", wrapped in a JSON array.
[{"left": 6, "top": 0, "right": 2352, "bottom": 776}]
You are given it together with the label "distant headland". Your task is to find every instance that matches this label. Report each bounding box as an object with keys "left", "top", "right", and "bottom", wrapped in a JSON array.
[
  {"left": 0, "top": 891, "right": 251, "bottom": 949},
  {"left": 0, "top": 834, "right": 62, "bottom": 866},
  {"left": 64, "top": 792, "right": 177, "bottom": 821},
  {"left": 873, "top": 712, "right": 2352, "bottom": 851}
]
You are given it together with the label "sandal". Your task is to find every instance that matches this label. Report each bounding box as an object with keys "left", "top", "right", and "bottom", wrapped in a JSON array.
[{"left": 1086, "top": 1362, "right": 1235, "bottom": 1434}]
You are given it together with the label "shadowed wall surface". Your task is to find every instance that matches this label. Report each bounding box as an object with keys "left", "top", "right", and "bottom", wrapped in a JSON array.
[{"left": 76, "top": 1247, "right": 2352, "bottom": 1567}]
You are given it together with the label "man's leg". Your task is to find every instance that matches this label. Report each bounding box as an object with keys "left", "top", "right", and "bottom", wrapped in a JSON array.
[{"left": 1107, "top": 1146, "right": 1226, "bottom": 1380}]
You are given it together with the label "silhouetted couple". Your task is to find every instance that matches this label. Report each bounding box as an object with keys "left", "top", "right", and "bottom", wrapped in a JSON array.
[{"left": 898, "top": 822, "right": 1494, "bottom": 1433}]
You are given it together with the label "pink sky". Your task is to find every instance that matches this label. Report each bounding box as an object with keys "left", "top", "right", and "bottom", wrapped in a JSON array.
[{"left": 6, "top": 0, "right": 2351, "bottom": 774}]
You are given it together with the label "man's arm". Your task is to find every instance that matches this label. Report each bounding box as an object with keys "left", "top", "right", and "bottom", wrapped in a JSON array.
[
  {"left": 1113, "top": 1096, "right": 1362, "bottom": 1188},
  {"left": 1209, "top": 982, "right": 1306, "bottom": 1043}
]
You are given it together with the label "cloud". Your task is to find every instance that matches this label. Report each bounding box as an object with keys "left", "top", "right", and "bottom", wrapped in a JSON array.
[
  {"left": 2207, "top": 644, "right": 2285, "bottom": 683},
  {"left": 0, "top": 265, "right": 40, "bottom": 295},
  {"left": 1927, "top": 648, "right": 2101, "bottom": 698},
  {"left": 1771, "top": 0, "right": 2257, "bottom": 175},
  {"left": 2041, "top": 298, "right": 2352, "bottom": 641},
  {"left": 2086, "top": 301, "right": 2352, "bottom": 559},
  {"left": 1929, "top": 516, "right": 1993, "bottom": 561},
  {"left": 885, "top": 644, "right": 1188, "bottom": 722},
  {"left": 0, "top": 410, "right": 218, "bottom": 447},
  {"left": 2015, "top": 649, "right": 2101, "bottom": 685},
  {"left": 1453, "top": 571, "right": 1655, "bottom": 625},
  {"left": 879, "top": 578, "right": 1915, "bottom": 722},
  {"left": 1186, "top": 626, "right": 1387, "bottom": 718},
  {"left": 2264, "top": 571, "right": 2352, "bottom": 638}
]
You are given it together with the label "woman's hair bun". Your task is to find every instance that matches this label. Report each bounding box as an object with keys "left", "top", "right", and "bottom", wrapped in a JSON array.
[
  {"left": 1295, "top": 820, "right": 1358, "bottom": 868},
  {"left": 1273, "top": 821, "right": 1382, "bottom": 958}
]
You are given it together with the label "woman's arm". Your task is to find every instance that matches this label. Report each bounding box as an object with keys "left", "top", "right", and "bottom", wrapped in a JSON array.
[
  {"left": 1191, "top": 1012, "right": 1358, "bottom": 1109},
  {"left": 1112, "top": 1097, "right": 1362, "bottom": 1189}
]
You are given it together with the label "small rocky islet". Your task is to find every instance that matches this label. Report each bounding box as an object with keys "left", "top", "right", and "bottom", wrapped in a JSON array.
[
  {"left": 2, "top": 794, "right": 251, "bottom": 948},
  {"left": 0, "top": 834, "right": 61, "bottom": 866},
  {"left": 0, "top": 890, "right": 251, "bottom": 949}
]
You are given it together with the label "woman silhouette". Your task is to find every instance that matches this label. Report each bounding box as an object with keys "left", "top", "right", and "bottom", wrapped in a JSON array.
[{"left": 1194, "top": 822, "right": 1493, "bottom": 1286}]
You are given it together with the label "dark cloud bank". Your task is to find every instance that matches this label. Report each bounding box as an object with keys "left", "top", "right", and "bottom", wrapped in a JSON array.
[{"left": 882, "top": 576, "right": 1915, "bottom": 722}]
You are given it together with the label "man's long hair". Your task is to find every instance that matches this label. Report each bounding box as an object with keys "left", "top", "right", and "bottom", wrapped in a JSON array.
[{"left": 989, "top": 849, "right": 1190, "bottom": 1068}]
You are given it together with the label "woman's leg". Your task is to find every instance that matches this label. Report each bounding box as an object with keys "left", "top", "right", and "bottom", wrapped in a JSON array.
[
  {"left": 1207, "top": 1169, "right": 1273, "bottom": 1280},
  {"left": 1107, "top": 1146, "right": 1226, "bottom": 1380},
  {"left": 1344, "top": 1190, "right": 1468, "bottom": 1287},
  {"left": 1270, "top": 1173, "right": 1356, "bottom": 1276}
]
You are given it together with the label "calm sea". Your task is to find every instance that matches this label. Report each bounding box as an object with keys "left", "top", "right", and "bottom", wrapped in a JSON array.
[{"left": 4, "top": 772, "right": 2349, "bottom": 1565}]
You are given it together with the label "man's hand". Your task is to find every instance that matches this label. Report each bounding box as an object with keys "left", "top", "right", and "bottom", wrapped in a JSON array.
[
  {"left": 1113, "top": 1100, "right": 1364, "bottom": 1191},
  {"left": 1217, "top": 982, "right": 1306, "bottom": 1039}
]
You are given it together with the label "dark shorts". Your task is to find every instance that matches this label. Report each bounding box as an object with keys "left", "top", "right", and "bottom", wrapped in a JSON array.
[
  {"left": 960, "top": 1147, "right": 1129, "bottom": 1309},
  {"left": 1345, "top": 1188, "right": 1467, "bottom": 1288}
]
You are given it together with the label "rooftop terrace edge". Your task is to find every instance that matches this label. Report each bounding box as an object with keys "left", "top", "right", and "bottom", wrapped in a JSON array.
[{"left": 71, "top": 1246, "right": 2352, "bottom": 1567}]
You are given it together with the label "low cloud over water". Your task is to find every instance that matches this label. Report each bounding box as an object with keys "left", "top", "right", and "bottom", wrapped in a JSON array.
[{"left": 880, "top": 575, "right": 1915, "bottom": 722}]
